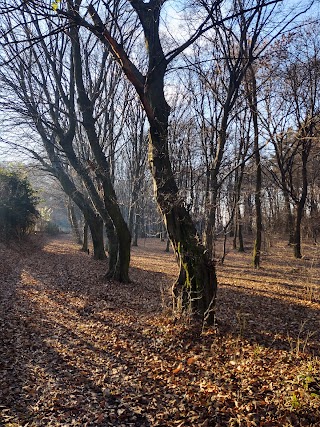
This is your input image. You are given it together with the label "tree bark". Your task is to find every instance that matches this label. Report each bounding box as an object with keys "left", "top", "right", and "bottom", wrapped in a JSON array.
[
  {"left": 204, "top": 183, "right": 218, "bottom": 258},
  {"left": 238, "top": 206, "right": 245, "bottom": 252},
  {"left": 293, "top": 202, "right": 303, "bottom": 258},
  {"left": 293, "top": 143, "right": 309, "bottom": 258},
  {"left": 247, "top": 66, "right": 262, "bottom": 268},
  {"left": 148, "top": 118, "right": 217, "bottom": 323},
  {"left": 67, "top": 197, "right": 82, "bottom": 244},
  {"left": 104, "top": 215, "right": 120, "bottom": 279},
  {"left": 132, "top": 212, "right": 139, "bottom": 247},
  {"left": 284, "top": 189, "right": 295, "bottom": 244},
  {"left": 87, "top": 214, "right": 106, "bottom": 260},
  {"left": 82, "top": 220, "right": 88, "bottom": 252}
]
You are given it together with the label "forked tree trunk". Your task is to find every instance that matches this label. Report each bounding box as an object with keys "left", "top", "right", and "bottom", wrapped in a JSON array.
[{"left": 48, "top": 160, "right": 107, "bottom": 261}]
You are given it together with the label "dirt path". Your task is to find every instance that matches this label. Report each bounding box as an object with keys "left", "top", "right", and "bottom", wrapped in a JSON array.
[{"left": 0, "top": 236, "right": 319, "bottom": 426}]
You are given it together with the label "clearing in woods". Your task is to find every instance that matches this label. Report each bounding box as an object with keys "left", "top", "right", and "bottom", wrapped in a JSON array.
[{"left": 0, "top": 235, "right": 319, "bottom": 426}]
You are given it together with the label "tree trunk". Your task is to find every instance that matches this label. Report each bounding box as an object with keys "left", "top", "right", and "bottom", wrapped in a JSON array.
[
  {"left": 203, "top": 127, "right": 227, "bottom": 259},
  {"left": 220, "top": 228, "right": 228, "bottom": 264},
  {"left": 232, "top": 207, "right": 238, "bottom": 250},
  {"left": 293, "top": 202, "right": 303, "bottom": 258},
  {"left": 293, "top": 144, "right": 309, "bottom": 258},
  {"left": 233, "top": 204, "right": 245, "bottom": 252},
  {"left": 128, "top": 202, "right": 135, "bottom": 237},
  {"left": 204, "top": 184, "right": 218, "bottom": 259},
  {"left": 49, "top": 160, "right": 107, "bottom": 261},
  {"left": 148, "top": 119, "right": 217, "bottom": 324},
  {"left": 82, "top": 221, "right": 88, "bottom": 252},
  {"left": 104, "top": 215, "right": 120, "bottom": 279},
  {"left": 67, "top": 198, "right": 82, "bottom": 244},
  {"left": 87, "top": 214, "right": 106, "bottom": 260},
  {"left": 146, "top": 49, "right": 217, "bottom": 323},
  {"left": 283, "top": 188, "right": 294, "bottom": 244},
  {"left": 238, "top": 207, "right": 245, "bottom": 252},
  {"left": 165, "top": 238, "right": 170, "bottom": 253},
  {"left": 247, "top": 66, "right": 262, "bottom": 268},
  {"left": 132, "top": 212, "right": 139, "bottom": 247},
  {"left": 310, "top": 200, "right": 319, "bottom": 244},
  {"left": 87, "top": 2, "right": 217, "bottom": 322}
]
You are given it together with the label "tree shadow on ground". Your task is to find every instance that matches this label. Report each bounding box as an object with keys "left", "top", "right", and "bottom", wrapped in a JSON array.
[
  {"left": 0, "top": 237, "right": 154, "bottom": 426},
  {"left": 1, "top": 236, "right": 319, "bottom": 426},
  {"left": 215, "top": 283, "right": 320, "bottom": 356}
]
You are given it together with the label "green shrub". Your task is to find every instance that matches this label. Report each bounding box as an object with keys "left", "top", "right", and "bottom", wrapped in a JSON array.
[{"left": 0, "top": 168, "right": 39, "bottom": 241}]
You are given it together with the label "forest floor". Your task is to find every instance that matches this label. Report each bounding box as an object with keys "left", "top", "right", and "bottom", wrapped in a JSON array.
[{"left": 0, "top": 234, "right": 319, "bottom": 427}]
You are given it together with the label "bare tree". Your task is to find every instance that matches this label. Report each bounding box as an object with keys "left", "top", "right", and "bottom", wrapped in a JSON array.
[
  {"left": 0, "top": 0, "right": 311, "bottom": 321},
  {"left": 262, "top": 24, "right": 320, "bottom": 257},
  {"left": 0, "top": 12, "right": 128, "bottom": 265}
]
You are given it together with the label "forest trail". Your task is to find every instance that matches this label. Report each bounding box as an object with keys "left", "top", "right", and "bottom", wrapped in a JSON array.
[{"left": 0, "top": 236, "right": 319, "bottom": 426}]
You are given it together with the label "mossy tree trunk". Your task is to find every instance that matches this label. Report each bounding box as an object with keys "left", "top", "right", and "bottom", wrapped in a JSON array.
[{"left": 148, "top": 118, "right": 217, "bottom": 322}]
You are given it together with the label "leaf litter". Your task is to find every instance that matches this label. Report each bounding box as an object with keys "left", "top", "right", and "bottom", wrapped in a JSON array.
[{"left": 0, "top": 235, "right": 319, "bottom": 426}]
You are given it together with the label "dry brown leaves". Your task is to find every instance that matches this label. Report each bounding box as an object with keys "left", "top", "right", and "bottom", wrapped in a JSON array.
[{"left": 0, "top": 235, "right": 319, "bottom": 426}]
